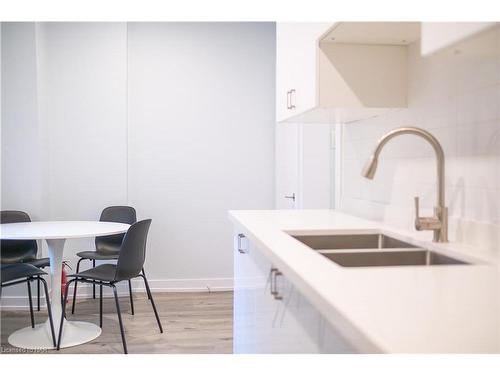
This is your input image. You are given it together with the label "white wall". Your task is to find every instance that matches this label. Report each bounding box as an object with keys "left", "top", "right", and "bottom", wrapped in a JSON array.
[
  {"left": 38, "top": 23, "right": 129, "bottom": 222},
  {"left": 1, "top": 22, "right": 275, "bottom": 306},
  {"left": 127, "top": 23, "right": 275, "bottom": 287},
  {"left": 340, "top": 26, "right": 500, "bottom": 253},
  {"left": 1, "top": 23, "right": 43, "bottom": 218}
]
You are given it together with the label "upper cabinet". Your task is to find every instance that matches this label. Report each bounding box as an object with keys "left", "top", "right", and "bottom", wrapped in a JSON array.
[
  {"left": 276, "top": 23, "right": 332, "bottom": 122},
  {"left": 421, "top": 22, "right": 497, "bottom": 56},
  {"left": 276, "top": 22, "right": 420, "bottom": 124},
  {"left": 276, "top": 22, "right": 499, "bottom": 124}
]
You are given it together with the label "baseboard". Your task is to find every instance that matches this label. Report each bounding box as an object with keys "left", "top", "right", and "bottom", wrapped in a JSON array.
[{"left": 0, "top": 277, "right": 233, "bottom": 310}]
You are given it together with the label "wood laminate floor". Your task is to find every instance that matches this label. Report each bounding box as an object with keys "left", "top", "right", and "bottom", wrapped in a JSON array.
[{"left": 1, "top": 291, "right": 233, "bottom": 354}]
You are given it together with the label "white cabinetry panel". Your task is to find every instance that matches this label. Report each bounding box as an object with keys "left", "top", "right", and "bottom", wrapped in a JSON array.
[{"left": 233, "top": 232, "right": 358, "bottom": 353}]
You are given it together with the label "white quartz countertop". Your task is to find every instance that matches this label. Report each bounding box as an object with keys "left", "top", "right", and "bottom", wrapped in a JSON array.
[{"left": 228, "top": 209, "right": 499, "bottom": 353}]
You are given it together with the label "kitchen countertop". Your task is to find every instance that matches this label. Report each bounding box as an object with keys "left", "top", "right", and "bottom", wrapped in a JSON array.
[{"left": 228, "top": 209, "right": 499, "bottom": 353}]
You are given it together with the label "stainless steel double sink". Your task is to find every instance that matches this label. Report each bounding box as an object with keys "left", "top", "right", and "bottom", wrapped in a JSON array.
[{"left": 291, "top": 233, "right": 469, "bottom": 267}]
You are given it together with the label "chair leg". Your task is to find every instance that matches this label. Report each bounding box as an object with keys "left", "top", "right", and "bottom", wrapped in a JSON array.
[
  {"left": 57, "top": 279, "right": 74, "bottom": 350},
  {"left": 112, "top": 284, "right": 128, "bottom": 354},
  {"left": 139, "top": 274, "right": 163, "bottom": 333},
  {"left": 92, "top": 260, "right": 96, "bottom": 299},
  {"left": 142, "top": 268, "right": 151, "bottom": 300},
  {"left": 40, "top": 277, "right": 56, "bottom": 347},
  {"left": 99, "top": 283, "right": 103, "bottom": 328},
  {"left": 128, "top": 280, "right": 134, "bottom": 315},
  {"left": 27, "top": 280, "right": 35, "bottom": 328},
  {"left": 71, "top": 258, "right": 84, "bottom": 314},
  {"left": 37, "top": 277, "right": 41, "bottom": 311}
]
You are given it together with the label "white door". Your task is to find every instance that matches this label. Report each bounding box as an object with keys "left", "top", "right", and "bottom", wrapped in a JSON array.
[{"left": 275, "top": 123, "right": 299, "bottom": 209}]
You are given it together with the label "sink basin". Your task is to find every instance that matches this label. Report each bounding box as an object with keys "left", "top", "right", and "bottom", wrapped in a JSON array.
[
  {"left": 322, "top": 250, "right": 469, "bottom": 267},
  {"left": 290, "top": 233, "right": 470, "bottom": 267},
  {"left": 292, "top": 233, "right": 416, "bottom": 250}
]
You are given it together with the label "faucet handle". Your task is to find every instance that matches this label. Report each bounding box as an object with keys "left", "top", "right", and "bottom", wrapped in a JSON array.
[
  {"left": 414, "top": 196, "right": 420, "bottom": 219},
  {"left": 414, "top": 196, "right": 441, "bottom": 231},
  {"left": 414, "top": 196, "right": 422, "bottom": 230}
]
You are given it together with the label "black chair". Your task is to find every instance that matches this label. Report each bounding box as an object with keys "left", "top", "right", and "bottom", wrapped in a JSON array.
[
  {"left": 0, "top": 210, "right": 51, "bottom": 311},
  {"left": 72, "top": 206, "right": 144, "bottom": 315},
  {"left": 58, "top": 219, "right": 162, "bottom": 354},
  {"left": 0, "top": 263, "right": 56, "bottom": 347}
]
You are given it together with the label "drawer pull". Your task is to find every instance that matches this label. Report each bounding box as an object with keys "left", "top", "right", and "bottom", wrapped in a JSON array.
[
  {"left": 289, "top": 89, "right": 296, "bottom": 110},
  {"left": 237, "top": 233, "right": 247, "bottom": 254},
  {"left": 270, "top": 267, "right": 283, "bottom": 300}
]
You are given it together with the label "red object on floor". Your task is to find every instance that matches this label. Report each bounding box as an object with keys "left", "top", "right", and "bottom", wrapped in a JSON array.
[{"left": 61, "top": 261, "right": 69, "bottom": 296}]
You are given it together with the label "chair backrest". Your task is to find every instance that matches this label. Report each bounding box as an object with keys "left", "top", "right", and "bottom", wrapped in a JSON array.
[
  {"left": 0, "top": 211, "right": 37, "bottom": 264},
  {"left": 114, "top": 219, "right": 152, "bottom": 281},
  {"left": 96, "top": 206, "right": 137, "bottom": 254}
]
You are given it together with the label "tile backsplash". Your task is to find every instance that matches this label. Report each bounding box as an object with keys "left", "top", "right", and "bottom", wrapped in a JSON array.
[{"left": 340, "top": 26, "right": 500, "bottom": 252}]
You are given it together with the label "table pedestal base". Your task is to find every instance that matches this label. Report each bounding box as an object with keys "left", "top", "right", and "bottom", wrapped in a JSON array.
[{"left": 8, "top": 319, "right": 101, "bottom": 350}]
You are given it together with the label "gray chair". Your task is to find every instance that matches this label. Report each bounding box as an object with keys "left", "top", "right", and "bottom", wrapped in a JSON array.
[
  {"left": 0, "top": 210, "right": 50, "bottom": 311},
  {"left": 1, "top": 263, "right": 56, "bottom": 347},
  {"left": 58, "top": 219, "right": 162, "bottom": 354},
  {"left": 71, "top": 206, "right": 146, "bottom": 315}
]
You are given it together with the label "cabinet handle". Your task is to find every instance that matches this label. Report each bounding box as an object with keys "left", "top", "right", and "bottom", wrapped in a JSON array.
[
  {"left": 286, "top": 90, "right": 291, "bottom": 110},
  {"left": 289, "top": 89, "right": 296, "bottom": 110},
  {"left": 237, "top": 233, "right": 247, "bottom": 254},
  {"left": 270, "top": 267, "right": 283, "bottom": 300}
]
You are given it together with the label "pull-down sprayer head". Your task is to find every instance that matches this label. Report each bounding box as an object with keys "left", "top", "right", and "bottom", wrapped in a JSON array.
[{"left": 362, "top": 155, "right": 378, "bottom": 180}]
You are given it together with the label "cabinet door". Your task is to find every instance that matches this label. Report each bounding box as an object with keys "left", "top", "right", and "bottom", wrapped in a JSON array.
[
  {"left": 290, "top": 23, "right": 331, "bottom": 117},
  {"left": 276, "top": 23, "right": 295, "bottom": 122},
  {"left": 276, "top": 22, "right": 332, "bottom": 122},
  {"left": 234, "top": 234, "right": 359, "bottom": 353},
  {"left": 250, "top": 240, "right": 356, "bottom": 353},
  {"left": 249, "top": 240, "right": 319, "bottom": 353},
  {"left": 272, "top": 267, "right": 358, "bottom": 353},
  {"left": 233, "top": 232, "right": 259, "bottom": 353},
  {"left": 234, "top": 233, "right": 318, "bottom": 353}
]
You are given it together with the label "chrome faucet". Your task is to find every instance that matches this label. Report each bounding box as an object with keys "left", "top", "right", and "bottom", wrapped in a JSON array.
[{"left": 361, "top": 127, "right": 448, "bottom": 242}]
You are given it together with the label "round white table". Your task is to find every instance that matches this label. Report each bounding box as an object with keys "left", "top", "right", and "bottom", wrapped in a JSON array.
[{"left": 0, "top": 221, "right": 130, "bottom": 349}]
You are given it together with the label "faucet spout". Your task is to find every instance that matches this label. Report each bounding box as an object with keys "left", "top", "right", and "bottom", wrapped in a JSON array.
[{"left": 361, "top": 127, "right": 448, "bottom": 242}]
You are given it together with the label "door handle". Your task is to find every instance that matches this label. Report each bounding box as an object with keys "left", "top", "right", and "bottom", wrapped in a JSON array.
[{"left": 284, "top": 193, "right": 295, "bottom": 202}]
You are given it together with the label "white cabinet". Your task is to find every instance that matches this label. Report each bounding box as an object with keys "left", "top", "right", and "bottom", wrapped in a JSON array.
[
  {"left": 276, "top": 23, "right": 332, "bottom": 123},
  {"left": 233, "top": 232, "right": 358, "bottom": 353},
  {"left": 421, "top": 22, "right": 497, "bottom": 56},
  {"left": 276, "top": 22, "right": 420, "bottom": 124}
]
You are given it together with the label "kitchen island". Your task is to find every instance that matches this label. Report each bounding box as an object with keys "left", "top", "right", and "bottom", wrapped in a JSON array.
[{"left": 229, "top": 209, "right": 499, "bottom": 353}]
